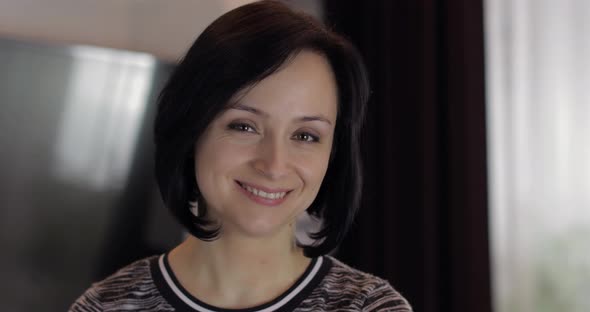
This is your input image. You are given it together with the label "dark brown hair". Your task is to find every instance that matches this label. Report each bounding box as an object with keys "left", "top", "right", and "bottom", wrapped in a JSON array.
[{"left": 154, "top": 0, "right": 369, "bottom": 257}]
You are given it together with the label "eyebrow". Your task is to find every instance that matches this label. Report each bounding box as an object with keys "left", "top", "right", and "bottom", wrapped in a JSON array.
[{"left": 230, "top": 103, "right": 333, "bottom": 125}]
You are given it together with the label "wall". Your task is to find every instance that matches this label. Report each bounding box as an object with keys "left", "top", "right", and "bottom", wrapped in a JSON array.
[{"left": 0, "top": 0, "right": 322, "bottom": 62}]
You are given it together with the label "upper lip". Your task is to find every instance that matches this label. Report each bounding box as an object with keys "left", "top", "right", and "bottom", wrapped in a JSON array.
[{"left": 236, "top": 180, "right": 292, "bottom": 193}]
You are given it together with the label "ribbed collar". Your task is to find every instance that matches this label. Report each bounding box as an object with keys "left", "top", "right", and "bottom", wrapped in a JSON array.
[{"left": 150, "top": 253, "right": 331, "bottom": 312}]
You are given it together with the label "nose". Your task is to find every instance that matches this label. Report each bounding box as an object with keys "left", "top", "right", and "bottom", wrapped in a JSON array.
[{"left": 252, "top": 134, "right": 290, "bottom": 180}]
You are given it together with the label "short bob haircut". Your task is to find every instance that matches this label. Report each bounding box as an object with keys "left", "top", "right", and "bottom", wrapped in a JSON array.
[{"left": 154, "top": 0, "right": 369, "bottom": 257}]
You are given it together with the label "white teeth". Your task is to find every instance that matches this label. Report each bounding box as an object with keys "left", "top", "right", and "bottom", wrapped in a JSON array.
[{"left": 241, "top": 183, "right": 287, "bottom": 200}]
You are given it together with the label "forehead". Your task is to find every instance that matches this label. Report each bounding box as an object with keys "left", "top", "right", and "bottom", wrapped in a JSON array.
[{"left": 230, "top": 51, "right": 338, "bottom": 121}]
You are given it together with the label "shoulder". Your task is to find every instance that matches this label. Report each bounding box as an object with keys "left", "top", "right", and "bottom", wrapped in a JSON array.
[
  {"left": 68, "top": 255, "right": 168, "bottom": 312},
  {"left": 87, "top": 256, "right": 156, "bottom": 297},
  {"left": 316, "top": 256, "right": 413, "bottom": 311}
]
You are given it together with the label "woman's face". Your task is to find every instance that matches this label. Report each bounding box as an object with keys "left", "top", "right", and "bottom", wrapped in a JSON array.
[{"left": 194, "top": 51, "right": 338, "bottom": 239}]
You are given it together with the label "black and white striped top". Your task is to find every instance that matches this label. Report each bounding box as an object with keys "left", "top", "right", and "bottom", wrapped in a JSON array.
[{"left": 70, "top": 254, "right": 412, "bottom": 311}]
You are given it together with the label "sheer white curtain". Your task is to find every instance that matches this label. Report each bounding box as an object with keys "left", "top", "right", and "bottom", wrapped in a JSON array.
[{"left": 485, "top": 0, "right": 590, "bottom": 311}]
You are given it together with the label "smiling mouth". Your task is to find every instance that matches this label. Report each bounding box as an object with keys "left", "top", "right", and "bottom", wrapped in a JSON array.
[{"left": 236, "top": 181, "right": 292, "bottom": 200}]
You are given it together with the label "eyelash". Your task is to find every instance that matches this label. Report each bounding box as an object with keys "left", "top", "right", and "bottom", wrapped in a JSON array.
[
  {"left": 227, "top": 122, "right": 320, "bottom": 143},
  {"left": 293, "top": 132, "right": 320, "bottom": 143},
  {"left": 227, "top": 122, "right": 257, "bottom": 133}
]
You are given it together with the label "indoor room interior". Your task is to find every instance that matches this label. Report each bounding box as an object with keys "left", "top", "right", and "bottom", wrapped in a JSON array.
[{"left": 0, "top": 0, "right": 588, "bottom": 311}]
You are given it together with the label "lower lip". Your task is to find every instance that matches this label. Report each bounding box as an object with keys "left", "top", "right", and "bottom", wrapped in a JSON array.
[{"left": 235, "top": 181, "right": 289, "bottom": 207}]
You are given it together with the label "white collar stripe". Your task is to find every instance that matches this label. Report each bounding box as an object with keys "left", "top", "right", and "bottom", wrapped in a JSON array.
[
  {"left": 158, "top": 256, "right": 217, "bottom": 312},
  {"left": 257, "top": 256, "right": 323, "bottom": 312},
  {"left": 158, "top": 255, "right": 323, "bottom": 312}
]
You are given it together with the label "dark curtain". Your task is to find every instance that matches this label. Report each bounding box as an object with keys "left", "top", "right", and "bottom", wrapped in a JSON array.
[{"left": 324, "top": 1, "right": 492, "bottom": 312}]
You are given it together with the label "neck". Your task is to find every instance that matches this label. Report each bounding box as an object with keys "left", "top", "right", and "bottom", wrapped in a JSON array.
[{"left": 168, "top": 231, "right": 311, "bottom": 309}]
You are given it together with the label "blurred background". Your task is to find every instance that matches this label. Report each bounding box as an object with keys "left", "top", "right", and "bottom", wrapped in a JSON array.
[{"left": 0, "top": 0, "right": 588, "bottom": 311}]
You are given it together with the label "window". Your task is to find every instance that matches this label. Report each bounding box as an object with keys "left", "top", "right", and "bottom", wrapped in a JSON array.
[{"left": 485, "top": 1, "right": 590, "bottom": 311}]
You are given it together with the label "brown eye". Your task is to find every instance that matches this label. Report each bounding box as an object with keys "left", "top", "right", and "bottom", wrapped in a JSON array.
[
  {"left": 228, "top": 122, "right": 257, "bottom": 133},
  {"left": 293, "top": 132, "right": 320, "bottom": 143}
]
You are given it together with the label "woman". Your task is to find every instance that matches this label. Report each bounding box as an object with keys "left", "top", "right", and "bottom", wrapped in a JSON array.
[{"left": 70, "top": 1, "right": 412, "bottom": 311}]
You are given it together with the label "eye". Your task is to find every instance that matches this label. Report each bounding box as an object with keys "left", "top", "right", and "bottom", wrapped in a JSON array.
[
  {"left": 293, "top": 132, "right": 320, "bottom": 143},
  {"left": 227, "top": 122, "right": 257, "bottom": 133}
]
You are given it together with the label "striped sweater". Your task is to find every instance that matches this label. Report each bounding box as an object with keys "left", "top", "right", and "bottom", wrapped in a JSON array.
[{"left": 69, "top": 255, "right": 412, "bottom": 311}]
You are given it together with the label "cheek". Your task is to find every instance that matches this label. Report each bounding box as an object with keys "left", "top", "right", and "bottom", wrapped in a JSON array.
[
  {"left": 197, "top": 143, "right": 229, "bottom": 169},
  {"left": 299, "top": 150, "right": 332, "bottom": 191},
  {"left": 194, "top": 139, "right": 251, "bottom": 186}
]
